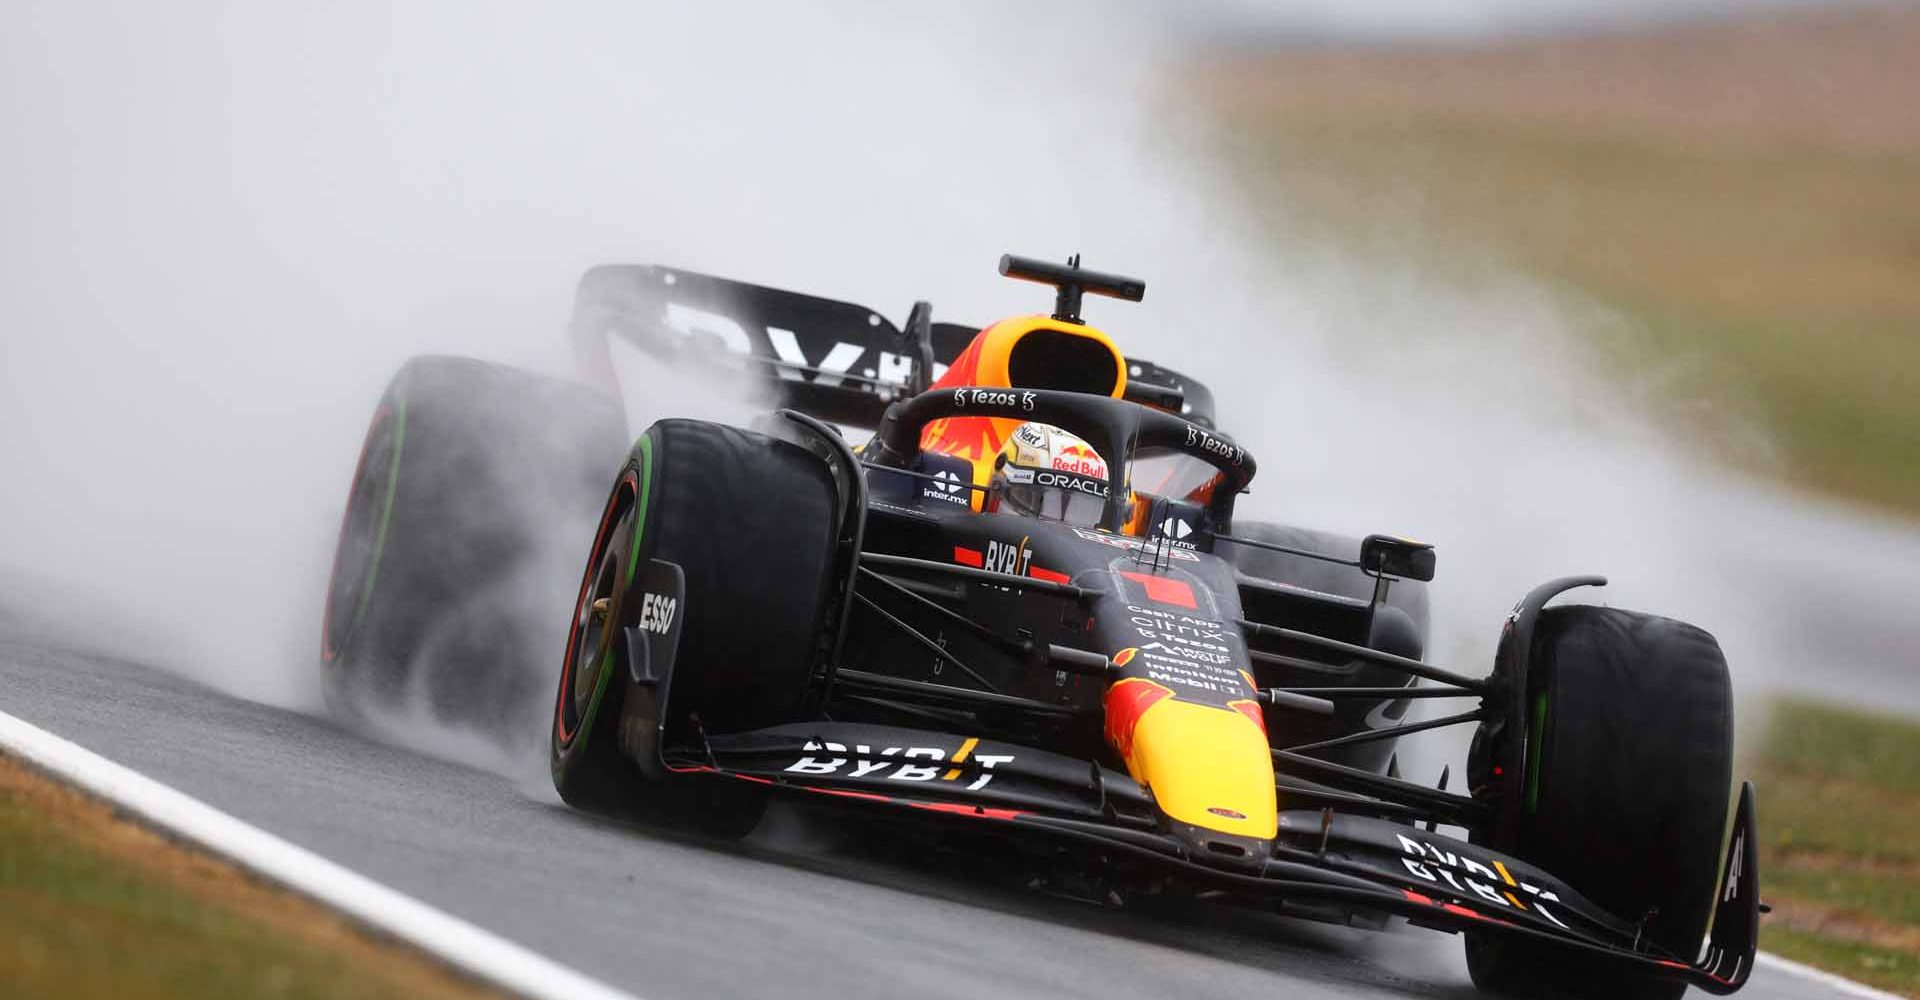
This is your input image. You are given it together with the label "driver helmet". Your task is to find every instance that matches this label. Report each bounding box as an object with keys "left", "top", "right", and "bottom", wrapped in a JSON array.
[{"left": 988, "top": 422, "right": 1117, "bottom": 527}]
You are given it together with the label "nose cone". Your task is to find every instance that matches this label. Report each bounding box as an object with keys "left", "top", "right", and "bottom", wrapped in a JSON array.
[{"left": 1105, "top": 678, "right": 1278, "bottom": 855}]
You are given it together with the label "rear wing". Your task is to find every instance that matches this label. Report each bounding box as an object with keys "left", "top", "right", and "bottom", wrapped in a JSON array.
[{"left": 568, "top": 264, "right": 1217, "bottom": 429}]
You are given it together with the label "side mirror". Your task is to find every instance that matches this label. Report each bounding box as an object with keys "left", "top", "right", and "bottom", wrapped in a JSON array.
[
  {"left": 1122, "top": 378, "right": 1185, "bottom": 413},
  {"left": 1360, "top": 534, "right": 1436, "bottom": 582}
]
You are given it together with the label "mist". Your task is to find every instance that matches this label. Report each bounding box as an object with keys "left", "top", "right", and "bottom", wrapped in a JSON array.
[{"left": 3, "top": 0, "right": 1916, "bottom": 776}]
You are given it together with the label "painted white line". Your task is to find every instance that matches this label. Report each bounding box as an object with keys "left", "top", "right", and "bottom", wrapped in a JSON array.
[
  {"left": 1756, "top": 951, "right": 1906, "bottom": 1000},
  {"left": 0, "top": 709, "right": 640, "bottom": 1000}
]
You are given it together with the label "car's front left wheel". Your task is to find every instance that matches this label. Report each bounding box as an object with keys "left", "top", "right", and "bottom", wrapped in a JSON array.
[{"left": 550, "top": 418, "right": 843, "bottom": 835}]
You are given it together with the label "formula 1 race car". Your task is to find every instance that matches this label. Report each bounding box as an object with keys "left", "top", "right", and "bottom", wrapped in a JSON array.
[{"left": 321, "top": 254, "right": 1759, "bottom": 999}]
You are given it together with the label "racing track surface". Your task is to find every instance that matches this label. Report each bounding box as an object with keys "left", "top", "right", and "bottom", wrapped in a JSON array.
[{"left": 0, "top": 619, "right": 1834, "bottom": 1000}]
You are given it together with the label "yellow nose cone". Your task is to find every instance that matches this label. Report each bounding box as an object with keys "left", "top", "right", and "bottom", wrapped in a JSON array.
[{"left": 1106, "top": 679, "right": 1277, "bottom": 839}]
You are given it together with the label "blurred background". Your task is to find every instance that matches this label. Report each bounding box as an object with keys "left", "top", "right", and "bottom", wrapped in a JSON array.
[{"left": 1, "top": 0, "right": 1915, "bottom": 992}]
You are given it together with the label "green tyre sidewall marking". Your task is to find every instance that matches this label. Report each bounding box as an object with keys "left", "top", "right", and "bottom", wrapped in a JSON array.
[
  {"left": 1524, "top": 689, "right": 1548, "bottom": 814},
  {"left": 573, "top": 433, "right": 653, "bottom": 751},
  {"left": 338, "top": 396, "right": 407, "bottom": 655}
]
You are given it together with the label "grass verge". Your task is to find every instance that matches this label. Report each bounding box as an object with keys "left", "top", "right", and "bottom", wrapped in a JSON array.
[
  {"left": 1212, "top": 109, "right": 1920, "bottom": 519},
  {"left": 1765, "top": 927, "right": 1919, "bottom": 997},
  {"left": 1750, "top": 698, "right": 1920, "bottom": 997},
  {"left": 0, "top": 752, "right": 501, "bottom": 1000}
]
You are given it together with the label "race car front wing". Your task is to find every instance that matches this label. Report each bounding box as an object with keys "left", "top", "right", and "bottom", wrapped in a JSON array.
[{"left": 669, "top": 722, "right": 1759, "bottom": 994}]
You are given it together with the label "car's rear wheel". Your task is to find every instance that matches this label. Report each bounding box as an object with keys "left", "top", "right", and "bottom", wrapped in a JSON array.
[
  {"left": 1466, "top": 605, "right": 1734, "bottom": 1000},
  {"left": 321, "top": 356, "right": 625, "bottom": 729},
  {"left": 550, "top": 418, "right": 841, "bottom": 834}
]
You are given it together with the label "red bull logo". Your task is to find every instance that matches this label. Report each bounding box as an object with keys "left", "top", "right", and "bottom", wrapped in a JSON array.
[{"left": 1052, "top": 443, "right": 1106, "bottom": 478}]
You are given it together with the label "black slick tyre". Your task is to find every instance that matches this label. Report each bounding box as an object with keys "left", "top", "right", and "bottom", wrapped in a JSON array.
[
  {"left": 1466, "top": 605, "right": 1734, "bottom": 1000},
  {"left": 550, "top": 418, "right": 840, "bottom": 834},
  {"left": 320, "top": 356, "right": 625, "bottom": 728}
]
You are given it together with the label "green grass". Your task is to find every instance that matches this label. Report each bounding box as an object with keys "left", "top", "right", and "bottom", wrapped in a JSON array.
[
  {"left": 1746, "top": 699, "right": 1920, "bottom": 996},
  {"left": 1605, "top": 300, "right": 1920, "bottom": 513},
  {"left": 1215, "top": 109, "right": 1920, "bottom": 517},
  {"left": 1766, "top": 866, "right": 1920, "bottom": 930},
  {"left": 1759, "top": 698, "right": 1920, "bottom": 794},
  {"left": 1765, "top": 927, "right": 1920, "bottom": 999},
  {"left": 0, "top": 756, "right": 492, "bottom": 1000},
  {"left": 1756, "top": 701, "right": 1920, "bottom": 868}
]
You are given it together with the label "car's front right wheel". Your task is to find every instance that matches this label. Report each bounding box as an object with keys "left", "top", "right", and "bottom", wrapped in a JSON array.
[{"left": 1466, "top": 605, "right": 1734, "bottom": 1000}]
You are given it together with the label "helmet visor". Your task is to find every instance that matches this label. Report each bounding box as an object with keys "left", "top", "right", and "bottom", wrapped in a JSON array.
[{"left": 999, "top": 465, "right": 1108, "bottom": 527}]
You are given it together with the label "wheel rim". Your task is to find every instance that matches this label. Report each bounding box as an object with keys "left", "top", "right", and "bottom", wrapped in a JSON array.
[
  {"left": 571, "top": 527, "right": 624, "bottom": 720},
  {"left": 556, "top": 473, "right": 636, "bottom": 747}
]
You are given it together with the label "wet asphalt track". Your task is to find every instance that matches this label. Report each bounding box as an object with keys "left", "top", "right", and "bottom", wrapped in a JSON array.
[{"left": 0, "top": 620, "right": 1835, "bottom": 1000}]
